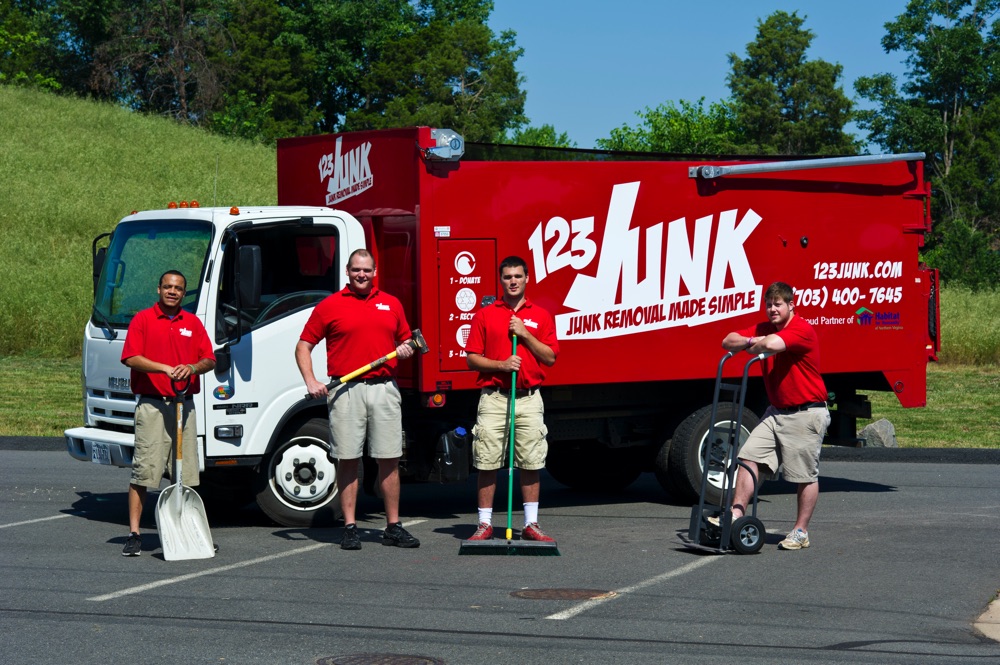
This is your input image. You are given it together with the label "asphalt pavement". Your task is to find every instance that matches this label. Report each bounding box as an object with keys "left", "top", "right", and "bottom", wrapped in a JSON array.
[{"left": 1, "top": 438, "right": 998, "bottom": 665}]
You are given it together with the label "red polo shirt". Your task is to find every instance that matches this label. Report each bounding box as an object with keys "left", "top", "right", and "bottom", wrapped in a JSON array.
[
  {"left": 738, "top": 314, "right": 827, "bottom": 409},
  {"left": 121, "top": 303, "right": 215, "bottom": 396},
  {"left": 300, "top": 287, "right": 411, "bottom": 378},
  {"left": 466, "top": 298, "right": 559, "bottom": 390}
]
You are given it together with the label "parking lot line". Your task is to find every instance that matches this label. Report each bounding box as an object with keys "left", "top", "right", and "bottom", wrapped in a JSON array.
[
  {"left": 87, "top": 519, "right": 428, "bottom": 602},
  {"left": 545, "top": 556, "right": 721, "bottom": 620},
  {"left": 87, "top": 543, "right": 329, "bottom": 601},
  {"left": 0, "top": 513, "right": 73, "bottom": 529}
]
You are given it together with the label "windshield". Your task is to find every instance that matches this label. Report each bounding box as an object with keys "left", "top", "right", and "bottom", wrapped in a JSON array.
[{"left": 93, "top": 220, "right": 213, "bottom": 327}]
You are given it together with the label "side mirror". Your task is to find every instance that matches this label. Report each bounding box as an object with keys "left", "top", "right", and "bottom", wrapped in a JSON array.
[
  {"left": 214, "top": 345, "right": 231, "bottom": 374},
  {"left": 238, "top": 245, "right": 261, "bottom": 309}
]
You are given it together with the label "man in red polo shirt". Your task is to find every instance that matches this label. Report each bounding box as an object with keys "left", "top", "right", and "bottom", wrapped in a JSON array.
[
  {"left": 464, "top": 255, "right": 560, "bottom": 542},
  {"left": 720, "top": 281, "right": 831, "bottom": 551},
  {"left": 120, "top": 270, "right": 216, "bottom": 556},
  {"left": 296, "top": 249, "right": 418, "bottom": 551}
]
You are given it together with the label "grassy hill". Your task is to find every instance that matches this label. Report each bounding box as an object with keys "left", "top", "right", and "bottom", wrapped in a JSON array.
[{"left": 0, "top": 85, "right": 277, "bottom": 357}]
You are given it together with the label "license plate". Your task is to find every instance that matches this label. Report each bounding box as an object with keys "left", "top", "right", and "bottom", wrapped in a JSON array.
[{"left": 91, "top": 442, "right": 112, "bottom": 465}]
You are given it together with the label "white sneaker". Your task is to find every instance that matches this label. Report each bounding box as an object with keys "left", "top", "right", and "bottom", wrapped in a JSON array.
[{"left": 779, "top": 528, "right": 810, "bottom": 550}]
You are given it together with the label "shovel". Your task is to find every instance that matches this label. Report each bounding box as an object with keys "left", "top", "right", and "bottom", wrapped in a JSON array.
[{"left": 155, "top": 377, "right": 215, "bottom": 561}]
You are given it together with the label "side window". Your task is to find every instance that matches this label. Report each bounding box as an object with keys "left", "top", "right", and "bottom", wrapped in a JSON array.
[{"left": 216, "top": 226, "right": 340, "bottom": 343}]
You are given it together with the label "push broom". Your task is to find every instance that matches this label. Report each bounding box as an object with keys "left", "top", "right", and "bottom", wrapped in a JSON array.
[{"left": 459, "top": 334, "right": 560, "bottom": 555}]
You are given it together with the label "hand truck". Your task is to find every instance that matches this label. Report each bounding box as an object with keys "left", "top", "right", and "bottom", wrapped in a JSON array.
[{"left": 680, "top": 351, "right": 769, "bottom": 554}]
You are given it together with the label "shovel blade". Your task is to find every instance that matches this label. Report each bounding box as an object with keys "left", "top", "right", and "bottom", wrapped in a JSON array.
[{"left": 155, "top": 484, "right": 215, "bottom": 561}]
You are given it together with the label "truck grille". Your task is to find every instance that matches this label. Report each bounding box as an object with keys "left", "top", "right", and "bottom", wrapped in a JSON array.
[{"left": 87, "top": 388, "right": 136, "bottom": 430}]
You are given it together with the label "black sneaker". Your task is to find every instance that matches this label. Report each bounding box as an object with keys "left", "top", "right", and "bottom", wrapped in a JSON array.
[
  {"left": 340, "top": 523, "right": 362, "bottom": 550},
  {"left": 382, "top": 522, "right": 420, "bottom": 548},
  {"left": 122, "top": 532, "right": 142, "bottom": 557}
]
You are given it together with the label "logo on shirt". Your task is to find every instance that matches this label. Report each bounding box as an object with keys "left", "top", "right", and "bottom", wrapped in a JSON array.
[
  {"left": 376, "top": 303, "right": 390, "bottom": 311},
  {"left": 179, "top": 327, "right": 193, "bottom": 337},
  {"left": 522, "top": 318, "right": 539, "bottom": 329}
]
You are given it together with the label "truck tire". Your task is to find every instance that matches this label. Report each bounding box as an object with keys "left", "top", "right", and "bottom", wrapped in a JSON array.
[
  {"left": 665, "top": 404, "right": 760, "bottom": 505},
  {"left": 254, "top": 418, "right": 342, "bottom": 527},
  {"left": 546, "top": 441, "right": 642, "bottom": 492}
]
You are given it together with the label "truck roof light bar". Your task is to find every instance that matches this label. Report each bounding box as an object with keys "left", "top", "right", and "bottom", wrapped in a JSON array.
[
  {"left": 423, "top": 128, "right": 465, "bottom": 161},
  {"left": 688, "top": 152, "right": 926, "bottom": 179}
]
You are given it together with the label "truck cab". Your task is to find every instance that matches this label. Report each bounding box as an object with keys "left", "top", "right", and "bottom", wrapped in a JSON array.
[{"left": 66, "top": 205, "right": 366, "bottom": 525}]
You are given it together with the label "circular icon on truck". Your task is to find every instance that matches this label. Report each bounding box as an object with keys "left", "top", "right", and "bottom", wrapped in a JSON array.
[
  {"left": 455, "top": 251, "right": 476, "bottom": 275},
  {"left": 455, "top": 288, "right": 476, "bottom": 312},
  {"left": 456, "top": 324, "right": 471, "bottom": 348}
]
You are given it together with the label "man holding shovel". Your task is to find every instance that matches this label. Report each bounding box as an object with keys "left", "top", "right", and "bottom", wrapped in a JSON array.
[
  {"left": 465, "top": 256, "right": 559, "bottom": 542},
  {"left": 296, "top": 249, "right": 419, "bottom": 551},
  {"left": 120, "top": 270, "right": 215, "bottom": 556}
]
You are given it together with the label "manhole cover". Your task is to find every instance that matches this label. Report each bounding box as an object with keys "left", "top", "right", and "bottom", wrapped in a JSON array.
[
  {"left": 317, "top": 655, "right": 444, "bottom": 665},
  {"left": 510, "top": 588, "right": 616, "bottom": 600}
]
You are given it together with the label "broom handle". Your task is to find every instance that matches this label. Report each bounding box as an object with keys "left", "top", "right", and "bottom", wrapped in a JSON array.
[{"left": 506, "top": 335, "right": 517, "bottom": 541}]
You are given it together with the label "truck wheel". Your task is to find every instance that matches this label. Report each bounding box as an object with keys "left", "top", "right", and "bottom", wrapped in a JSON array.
[
  {"left": 665, "top": 404, "right": 760, "bottom": 505},
  {"left": 254, "top": 418, "right": 342, "bottom": 527},
  {"left": 546, "top": 441, "right": 642, "bottom": 491}
]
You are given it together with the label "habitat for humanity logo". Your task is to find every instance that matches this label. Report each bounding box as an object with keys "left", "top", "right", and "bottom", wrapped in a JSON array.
[
  {"left": 855, "top": 307, "right": 902, "bottom": 330},
  {"left": 319, "top": 136, "right": 373, "bottom": 205}
]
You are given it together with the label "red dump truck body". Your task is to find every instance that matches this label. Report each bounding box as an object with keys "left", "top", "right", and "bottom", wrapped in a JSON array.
[
  {"left": 278, "top": 127, "right": 936, "bottom": 398},
  {"left": 278, "top": 126, "right": 938, "bottom": 502}
]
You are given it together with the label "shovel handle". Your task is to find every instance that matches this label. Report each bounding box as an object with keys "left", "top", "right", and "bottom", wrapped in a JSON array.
[
  {"left": 171, "top": 378, "right": 190, "bottom": 464},
  {"left": 172, "top": 376, "right": 192, "bottom": 397}
]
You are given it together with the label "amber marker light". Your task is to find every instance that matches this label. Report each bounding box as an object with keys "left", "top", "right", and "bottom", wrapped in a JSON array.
[
  {"left": 427, "top": 393, "right": 446, "bottom": 408},
  {"left": 167, "top": 201, "right": 178, "bottom": 209}
]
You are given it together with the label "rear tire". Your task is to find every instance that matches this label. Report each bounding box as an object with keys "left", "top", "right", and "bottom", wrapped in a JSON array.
[
  {"left": 254, "top": 418, "right": 342, "bottom": 527},
  {"left": 546, "top": 440, "right": 643, "bottom": 491},
  {"left": 666, "top": 404, "right": 760, "bottom": 505}
]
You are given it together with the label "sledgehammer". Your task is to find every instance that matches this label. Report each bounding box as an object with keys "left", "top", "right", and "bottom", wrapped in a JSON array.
[{"left": 321, "top": 328, "right": 429, "bottom": 391}]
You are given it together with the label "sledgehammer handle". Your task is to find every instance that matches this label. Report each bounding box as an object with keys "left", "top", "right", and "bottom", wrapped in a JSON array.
[{"left": 325, "top": 351, "right": 398, "bottom": 389}]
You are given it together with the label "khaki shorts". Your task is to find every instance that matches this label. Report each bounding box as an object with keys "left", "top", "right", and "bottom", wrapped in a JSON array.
[
  {"left": 472, "top": 388, "right": 548, "bottom": 471},
  {"left": 131, "top": 397, "right": 200, "bottom": 488},
  {"left": 738, "top": 405, "right": 831, "bottom": 483},
  {"left": 327, "top": 380, "right": 403, "bottom": 459}
]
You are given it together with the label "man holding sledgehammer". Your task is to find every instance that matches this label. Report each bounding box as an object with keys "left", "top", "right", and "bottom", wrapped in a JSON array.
[
  {"left": 296, "top": 249, "right": 420, "bottom": 551},
  {"left": 464, "top": 255, "right": 560, "bottom": 542}
]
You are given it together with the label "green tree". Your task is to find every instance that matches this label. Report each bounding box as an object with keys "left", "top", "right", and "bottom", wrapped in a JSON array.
[
  {"left": 89, "top": 0, "right": 229, "bottom": 123},
  {"left": 287, "top": 0, "right": 417, "bottom": 134},
  {"left": 505, "top": 123, "right": 576, "bottom": 148},
  {"left": 344, "top": 0, "right": 526, "bottom": 141},
  {"left": 856, "top": 0, "right": 1000, "bottom": 238},
  {"left": 596, "top": 98, "right": 737, "bottom": 153},
  {"left": 0, "top": 0, "right": 61, "bottom": 89},
  {"left": 727, "top": 11, "right": 857, "bottom": 155},
  {"left": 210, "top": 0, "right": 320, "bottom": 141}
]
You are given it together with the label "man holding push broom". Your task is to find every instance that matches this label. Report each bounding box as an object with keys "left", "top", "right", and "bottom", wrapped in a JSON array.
[{"left": 464, "top": 255, "right": 559, "bottom": 544}]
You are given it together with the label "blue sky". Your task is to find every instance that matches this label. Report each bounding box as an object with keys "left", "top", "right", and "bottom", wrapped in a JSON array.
[{"left": 489, "top": 1, "right": 912, "bottom": 149}]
